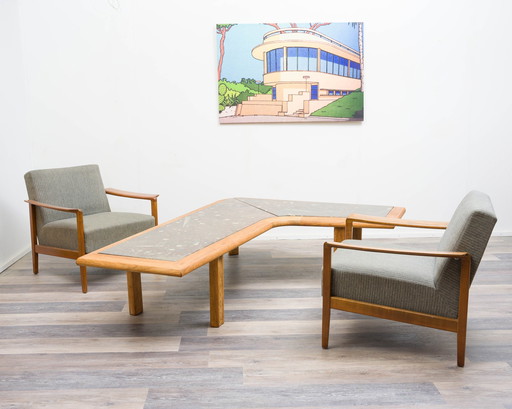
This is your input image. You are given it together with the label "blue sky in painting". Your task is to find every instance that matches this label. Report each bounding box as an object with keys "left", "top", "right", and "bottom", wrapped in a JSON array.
[{"left": 217, "top": 22, "right": 361, "bottom": 82}]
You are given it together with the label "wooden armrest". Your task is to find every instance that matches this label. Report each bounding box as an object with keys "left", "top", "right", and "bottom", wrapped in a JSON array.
[
  {"left": 347, "top": 213, "right": 449, "bottom": 230},
  {"left": 25, "top": 199, "right": 82, "bottom": 215},
  {"left": 325, "top": 241, "right": 468, "bottom": 259},
  {"left": 105, "top": 188, "right": 159, "bottom": 201},
  {"left": 25, "top": 199, "right": 86, "bottom": 255},
  {"left": 105, "top": 188, "right": 159, "bottom": 225}
]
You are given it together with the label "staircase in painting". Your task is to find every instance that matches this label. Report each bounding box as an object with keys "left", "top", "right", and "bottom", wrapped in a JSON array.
[{"left": 235, "top": 92, "right": 341, "bottom": 118}]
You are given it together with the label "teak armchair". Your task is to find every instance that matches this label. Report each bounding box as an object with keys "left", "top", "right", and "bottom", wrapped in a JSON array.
[
  {"left": 24, "top": 164, "right": 158, "bottom": 293},
  {"left": 322, "top": 191, "right": 496, "bottom": 367}
]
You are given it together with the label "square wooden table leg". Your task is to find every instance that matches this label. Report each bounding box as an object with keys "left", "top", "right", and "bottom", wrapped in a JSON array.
[
  {"left": 209, "top": 256, "right": 225, "bottom": 327},
  {"left": 334, "top": 227, "right": 362, "bottom": 241},
  {"left": 334, "top": 227, "right": 345, "bottom": 242},
  {"left": 127, "top": 271, "right": 143, "bottom": 316}
]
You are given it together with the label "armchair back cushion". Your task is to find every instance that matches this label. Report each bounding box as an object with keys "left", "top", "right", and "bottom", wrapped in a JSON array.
[
  {"left": 435, "top": 190, "right": 497, "bottom": 286},
  {"left": 24, "top": 164, "right": 111, "bottom": 232}
]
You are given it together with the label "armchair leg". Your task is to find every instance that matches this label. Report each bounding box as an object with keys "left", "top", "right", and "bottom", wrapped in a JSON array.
[
  {"left": 80, "top": 266, "right": 88, "bottom": 293},
  {"left": 322, "top": 304, "right": 331, "bottom": 349},
  {"left": 457, "top": 329, "right": 466, "bottom": 367},
  {"left": 31, "top": 248, "right": 39, "bottom": 275},
  {"left": 457, "top": 256, "right": 470, "bottom": 367},
  {"left": 322, "top": 243, "right": 333, "bottom": 349}
]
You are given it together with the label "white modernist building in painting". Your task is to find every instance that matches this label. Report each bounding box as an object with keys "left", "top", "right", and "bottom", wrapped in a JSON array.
[{"left": 235, "top": 27, "right": 362, "bottom": 118}]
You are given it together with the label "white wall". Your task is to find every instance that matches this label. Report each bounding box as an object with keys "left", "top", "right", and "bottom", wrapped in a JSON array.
[
  {"left": 0, "top": 0, "right": 31, "bottom": 271},
  {"left": 2, "top": 0, "right": 512, "bottom": 270}
]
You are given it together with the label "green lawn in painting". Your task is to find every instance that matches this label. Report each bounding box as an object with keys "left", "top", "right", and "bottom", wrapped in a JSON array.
[{"left": 311, "top": 91, "right": 363, "bottom": 119}]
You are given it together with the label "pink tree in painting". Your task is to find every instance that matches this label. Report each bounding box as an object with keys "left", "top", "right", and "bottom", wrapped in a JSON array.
[
  {"left": 217, "top": 24, "right": 236, "bottom": 80},
  {"left": 263, "top": 23, "right": 281, "bottom": 30},
  {"left": 309, "top": 23, "right": 331, "bottom": 30},
  {"left": 264, "top": 23, "right": 331, "bottom": 31}
]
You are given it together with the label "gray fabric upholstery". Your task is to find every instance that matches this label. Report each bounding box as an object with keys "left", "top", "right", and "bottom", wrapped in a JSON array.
[
  {"left": 24, "top": 164, "right": 156, "bottom": 253},
  {"left": 24, "top": 164, "right": 111, "bottom": 233},
  {"left": 331, "top": 239, "right": 452, "bottom": 316},
  {"left": 331, "top": 191, "right": 497, "bottom": 319},
  {"left": 435, "top": 191, "right": 497, "bottom": 285},
  {"left": 39, "top": 212, "right": 155, "bottom": 253}
]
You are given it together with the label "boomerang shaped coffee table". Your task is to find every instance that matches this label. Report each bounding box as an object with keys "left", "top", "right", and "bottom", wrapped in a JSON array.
[{"left": 77, "top": 198, "right": 405, "bottom": 327}]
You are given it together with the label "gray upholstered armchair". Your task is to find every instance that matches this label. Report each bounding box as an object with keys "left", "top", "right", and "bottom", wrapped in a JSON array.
[
  {"left": 322, "top": 191, "right": 496, "bottom": 367},
  {"left": 24, "top": 164, "right": 158, "bottom": 293}
]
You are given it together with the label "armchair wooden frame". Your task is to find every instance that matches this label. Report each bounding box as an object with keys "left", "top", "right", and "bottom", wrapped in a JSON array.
[
  {"left": 322, "top": 214, "right": 472, "bottom": 367},
  {"left": 26, "top": 188, "right": 158, "bottom": 294}
]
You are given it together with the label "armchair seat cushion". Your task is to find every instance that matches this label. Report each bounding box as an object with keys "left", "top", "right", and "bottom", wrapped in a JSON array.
[
  {"left": 331, "top": 239, "right": 458, "bottom": 318},
  {"left": 39, "top": 212, "right": 155, "bottom": 254}
]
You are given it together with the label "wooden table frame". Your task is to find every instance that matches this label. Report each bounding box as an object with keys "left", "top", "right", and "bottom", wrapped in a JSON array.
[{"left": 77, "top": 199, "right": 405, "bottom": 327}]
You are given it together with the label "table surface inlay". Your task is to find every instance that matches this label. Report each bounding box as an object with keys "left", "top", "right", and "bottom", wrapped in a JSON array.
[{"left": 100, "top": 198, "right": 393, "bottom": 263}]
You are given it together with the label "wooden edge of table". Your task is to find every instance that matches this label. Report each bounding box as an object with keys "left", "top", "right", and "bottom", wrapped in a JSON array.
[
  {"left": 385, "top": 206, "right": 406, "bottom": 219},
  {"left": 77, "top": 205, "right": 405, "bottom": 276}
]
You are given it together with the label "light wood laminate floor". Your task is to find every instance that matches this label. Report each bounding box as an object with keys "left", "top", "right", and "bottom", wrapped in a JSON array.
[{"left": 1, "top": 237, "right": 511, "bottom": 409}]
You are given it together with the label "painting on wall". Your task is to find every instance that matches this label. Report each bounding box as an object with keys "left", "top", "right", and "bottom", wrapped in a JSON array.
[{"left": 217, "top": 22, "right": 364, "bottom": 124}]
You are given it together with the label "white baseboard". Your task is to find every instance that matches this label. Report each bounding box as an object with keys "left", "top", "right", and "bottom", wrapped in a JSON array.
[{"left": 0, "top": 246, "right": 30, "bottom": 273}]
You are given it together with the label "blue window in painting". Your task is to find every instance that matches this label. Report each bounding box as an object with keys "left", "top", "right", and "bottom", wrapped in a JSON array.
[
  {"left": 339, "top": 57, "right": 349, "bottom": 76},
  {"left": 321, "top": 51, "right": 336, "bottom": 75},
  {"left": 272, "top": 87, "right": 276, "bottom": 100},
  {"left": 297, "top": 47, "right": 309, "bottom": 71},
  {"left": 333, "top": 55, "right": 340, "bottom": 75},
  {"left": 320, "top": 51, "right": 328, "bottom": 73},
  {"left": 287, "top": 47, "right": 298, "bottom": 70},
  {"left": 349, "top": 61, "right": 361, "bottom": 79},
  {"left": 287, "top": 47, "right": 318, "bottom": 71},
  {"left": 266, "top": 48, "right": 284, "bottom": 73},
  {"left": 320, "top": 51, "right": 354, "bottom": 78},
  {"left": 309, "top": 48, "right": 318, "bottom": 70},
  {"left": 327, "top": 53, "right": 334, "bottom": 74},
  {"left": 311, "top": 84, "right": 318, "bottom": 100},
  {"left": 327, "top": 89, "right": 349, "bottom": 96},
  {"left": 266, "top": 50, "right": 272, "bottom": 72}
]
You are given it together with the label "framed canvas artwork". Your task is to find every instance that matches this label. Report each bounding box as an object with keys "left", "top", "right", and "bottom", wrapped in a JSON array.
[{"left": 217, "top": 22, "right": 364, "bottom": 124}]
